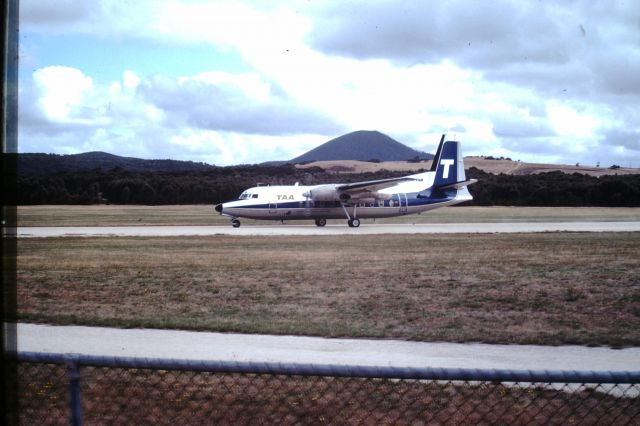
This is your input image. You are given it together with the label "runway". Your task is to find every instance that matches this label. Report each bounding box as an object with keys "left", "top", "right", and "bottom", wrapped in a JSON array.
[
  {"left": 15, "top": 221, "right": 640, "bottom": 237},
  {"left": 15, "top": 323, "right": 640, "bottom": 371}
]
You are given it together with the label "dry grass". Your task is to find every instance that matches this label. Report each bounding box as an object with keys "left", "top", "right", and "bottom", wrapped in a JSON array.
[
  {"left": 17, "top": 204, "right": 221, "bottom": 227},
  {"left": 16, "top": 232, "right": 640, "bottom": 346},
  {"left": 16, "top": 205, "right": 640, "bottom": 227}
]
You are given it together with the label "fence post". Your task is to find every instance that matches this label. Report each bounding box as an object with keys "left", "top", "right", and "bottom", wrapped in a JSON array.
[{"left": 65, "top": 358, "right": 83, "bottom": 426}]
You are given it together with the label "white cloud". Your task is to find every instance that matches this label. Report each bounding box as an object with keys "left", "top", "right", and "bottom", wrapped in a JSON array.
[
  {"left": 20, "top": 0, "right": 95, "bottom": 28},
  {"left": 122, "top": 70, "right": 141, "bottom": 91},
  {"left": 188, "top": 72, "right": 271, "bottom": 102},
  {"left": 17, "top": 0, "right": 640, "bottom": 167},
  {"left": 166, "top": 129, "right": 327, "bottom": 165},
  {"left": 20, "top": 65, "right": 341, "bottom": 164},
  {"left": 547, "top": 102, "right": 600, "bottom": 139},
  {"left": 20, "top": 0, "right": 159, "bottom": 38},
  {"left": 33, "top": 66, "right": 95, "bottom": 122},
  {"left": 153, "top": 1, "right": 310, "bottom": 49}
]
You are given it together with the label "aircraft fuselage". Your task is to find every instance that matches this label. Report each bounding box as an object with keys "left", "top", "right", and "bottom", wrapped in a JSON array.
[
  {"left": 218, "top": 181, "right": 470, "bottom": 221},
  {"left": 215, "top": 138, "right": 476, "bottom": 227}
]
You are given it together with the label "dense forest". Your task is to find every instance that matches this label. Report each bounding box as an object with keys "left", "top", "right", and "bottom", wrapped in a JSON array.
[
  {"left": 10, "top": 163, "right": 640, "bottom": 207},
  {"left": 467, "top": 168, "right": 640, "bottom": 207}
]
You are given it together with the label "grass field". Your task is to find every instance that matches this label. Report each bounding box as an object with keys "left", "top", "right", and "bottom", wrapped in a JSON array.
[
  {"left": 17, "top": 232, "right": 640, "bottom": 347},
  {"left": 16, "top": 205, "right": 640, "bottom": 227}
]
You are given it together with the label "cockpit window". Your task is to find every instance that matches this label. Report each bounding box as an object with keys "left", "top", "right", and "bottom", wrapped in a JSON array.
[
  {"left": 252, "top": 194, "right": 258, "bottom": 198},
  {"left": 239, "top": 192, "right": 258, "bottom": 200}
]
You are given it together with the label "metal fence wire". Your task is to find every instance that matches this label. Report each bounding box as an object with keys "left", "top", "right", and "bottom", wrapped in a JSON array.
[{"left": 13, "top": 352, "right": 640, "bottom": 425}]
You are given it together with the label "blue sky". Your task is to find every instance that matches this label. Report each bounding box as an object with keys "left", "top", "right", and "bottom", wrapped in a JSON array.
[
  {"left": 18, "top": 0, "right": 640, "bottom": 167},
  {"left": 20, "top": 34, "right": 249, "bottom": 83}
]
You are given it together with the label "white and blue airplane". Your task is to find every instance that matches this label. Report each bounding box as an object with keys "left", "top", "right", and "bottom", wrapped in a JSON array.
[{"left": 215, "top": 136, "right": 477, "bottom": 227}]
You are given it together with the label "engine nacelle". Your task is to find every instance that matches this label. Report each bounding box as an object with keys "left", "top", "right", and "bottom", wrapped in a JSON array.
[
  {"left": 306, "top": 185, "right": 344, "bottom": 202},
  {"left": 304, "top": 186, "right": 391, "bottom": 202},
  {"left": 371, "top": 192, "right": 392, "bottom": 200},
  {"left": 348, "top": 193, "right": 391, "bottom": 204}
]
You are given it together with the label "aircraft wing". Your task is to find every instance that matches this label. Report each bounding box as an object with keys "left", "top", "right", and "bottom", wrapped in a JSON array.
[{"left": 336, "top": 177, "right": 417, "bottom": 195}]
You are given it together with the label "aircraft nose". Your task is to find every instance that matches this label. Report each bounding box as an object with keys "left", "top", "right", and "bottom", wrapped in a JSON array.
[{"left": 215, "top": 204, "right": 223, "bottom": 214}]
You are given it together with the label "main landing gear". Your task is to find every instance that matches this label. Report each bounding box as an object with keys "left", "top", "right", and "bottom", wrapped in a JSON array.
[
  {"left": 314, "top": 218, "right": 360, "bottom": 227},
  {"left": 341, "top": 203, "right": 360, "bottom": 227}
]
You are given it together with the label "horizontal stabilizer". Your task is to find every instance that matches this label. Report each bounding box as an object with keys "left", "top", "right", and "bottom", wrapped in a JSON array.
[{"left": 435, "top": 179, "right": 478, "bottom": 190}]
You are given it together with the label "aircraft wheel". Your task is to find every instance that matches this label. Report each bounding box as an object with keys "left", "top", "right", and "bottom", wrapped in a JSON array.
[
  {"left": 351, "top": 218, "right": 361, "bottom": 228},
  {"left": 315, "top": 218, "right": 327, "bottom": 227},
  {"left": 231, "top": 219, "right": 241, "bottom": 228}
]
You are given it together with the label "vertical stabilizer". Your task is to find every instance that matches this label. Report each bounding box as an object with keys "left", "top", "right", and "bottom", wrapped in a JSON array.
[{"left": 433, "top": 140, "right": 467, "bottom": 187}]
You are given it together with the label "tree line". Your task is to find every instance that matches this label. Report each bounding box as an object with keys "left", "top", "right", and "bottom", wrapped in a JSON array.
[
  {"left": 466, "top": 168, "right": 640, "bottom": 207},
  {"left": 12, "top": 164, "right": 640, "bottom": 207}
]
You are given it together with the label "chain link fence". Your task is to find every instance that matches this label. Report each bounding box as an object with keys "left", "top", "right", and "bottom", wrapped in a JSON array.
[{"left": 12, "top": 352, "right": 640, "bottom": 425}]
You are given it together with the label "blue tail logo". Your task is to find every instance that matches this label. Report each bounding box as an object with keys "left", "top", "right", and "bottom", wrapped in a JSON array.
[{"left": 433, "top": 140, "right": 462, "bottom": 188}]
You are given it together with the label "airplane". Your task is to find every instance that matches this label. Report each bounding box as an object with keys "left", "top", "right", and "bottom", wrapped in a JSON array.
[{"left": 214, "top": 135, "right": 477, "bottom": 227}]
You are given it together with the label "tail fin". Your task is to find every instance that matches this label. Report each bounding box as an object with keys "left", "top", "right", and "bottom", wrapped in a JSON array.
[{"left": 432, "top": 138, "right": 476, "bottom": 189}]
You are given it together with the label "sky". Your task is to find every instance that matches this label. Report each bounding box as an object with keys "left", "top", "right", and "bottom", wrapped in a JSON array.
[{"left": 17, "top": 0, "right": 640, "bottom": 167}]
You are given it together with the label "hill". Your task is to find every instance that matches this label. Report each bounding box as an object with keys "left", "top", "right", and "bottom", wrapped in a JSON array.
[
  {"left": 297, "top": 157, "right": 639, "bottom": 177},
  {"left": 463, "top": 157, "right": 639, "bottom": 177},
  {"left": 17, "top": 151, "right": 216, "bottom": 175},
  {"left": 15, "top": 132, "right": 638, "bottom": 178},
  {"left": 290, "top": 130, "right": 433, "bottom": 163}
]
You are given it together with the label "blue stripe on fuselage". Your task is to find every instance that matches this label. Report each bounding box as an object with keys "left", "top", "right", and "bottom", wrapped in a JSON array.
[{"left": 228, "top": 194, "right": 455, "bottom": 210}]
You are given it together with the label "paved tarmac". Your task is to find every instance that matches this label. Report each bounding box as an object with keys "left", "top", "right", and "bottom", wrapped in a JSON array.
[
  {"left": 15, "top": 221, "right": 640, "bottom": 237},
  {"left": 16, "top": 323, "right": 640, "bottom": 371}
]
